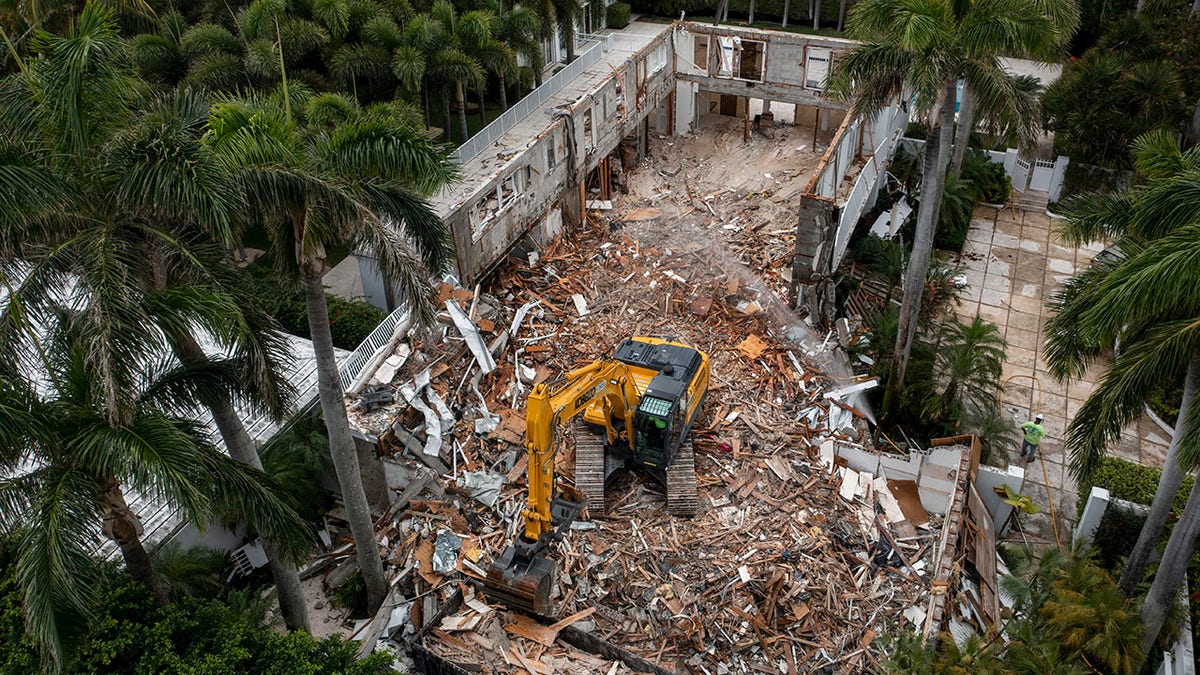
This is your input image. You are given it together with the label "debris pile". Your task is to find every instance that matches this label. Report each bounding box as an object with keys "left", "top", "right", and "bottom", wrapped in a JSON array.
[{"left": 310, "top": 118, "right": 967, "bottom": 672}]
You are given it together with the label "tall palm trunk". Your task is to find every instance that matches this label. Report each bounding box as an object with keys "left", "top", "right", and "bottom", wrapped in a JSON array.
[
  {"left": 950, "top": 84, "right": 975, "bottom": 175},
  {"left": 748, "top": 0, "right": 756, "bottom": 23},
  {"left": 499, "top": 74, "right": 509, "bottom": 110},
  {"left": 1141, "top": 465, "right": 1200, "bottom": 658},
  {"left": 101, "top": 480, "right": 166, "bottom": 603},
  {"left": 812, "top": 0, "right": 819, "bottom": 29},
  {"left": 479, "top": 89, "right": 487, "bottom": 126},
  {"left": 782, "top": 0, "right": 790, "bottom": 26},
  {"left": 423, "top": 83, "right": 432, "bottom": 130},
  {"left": 172, "top": 335, "right": 311, "bottom": 631},
  {"left": 443, "top": 98, "right": 453, "bottom": 142},
  {"left": 885, "top": 79, "right": 957, "bottom": 418},
  {"left": 837, "top": 0, "right": 847, "bottom": 31},
  {"left": 1190, "top": 95, "right": 1200, "bottom": 146},
  {"left": 455, "top": 80, "right": 469, "bottom": 144},
  {"left": 302, "top": 273, "right": 387, "bottom": 612},
  {"left": 1121, "top": 355, "right": 1200, "bottom": 596}
]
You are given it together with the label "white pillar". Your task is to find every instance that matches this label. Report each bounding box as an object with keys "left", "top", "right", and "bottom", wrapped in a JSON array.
[
  {"left": 1048, "top": 155, "right": 1070, "bottom": 202},
  {"left": 1074, "top": 486, "right": 1111, "bottom": 546}
]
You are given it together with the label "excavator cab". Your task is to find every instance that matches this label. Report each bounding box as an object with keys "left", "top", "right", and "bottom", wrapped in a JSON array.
[{"left": 633, "top": 395, "right": 674, "bottom": 467}]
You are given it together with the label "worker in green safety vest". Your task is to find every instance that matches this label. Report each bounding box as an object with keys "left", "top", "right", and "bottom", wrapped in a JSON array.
[{"left": 1019, "top": 414, "right": 1045, "bottom": 462}]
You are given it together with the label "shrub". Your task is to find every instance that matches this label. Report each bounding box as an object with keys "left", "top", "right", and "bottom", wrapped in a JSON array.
[
  {"left": 326, "top": 294, "right": 388, "bottom": 349},
  {"left": 1091, "top": 505, "right": 1147, "bottom": 572},
  {"left": 1059, "top": 160, "right": 1133, "bottom": 200},
  {"left": 1078, "top": 456, "right": 1192, "bottom": 517},
  {"left": 261, "top": 413, "right": 335, "bottom": 526},
  {"left": 0, "top": 538, "right": 391, "bottom": 674},
  {"left": 607, "top": 2, "right": 631, "bottom": 28},
  {"left": 332, "top": 571, "right": 369, "bottom": 619},
  {"left": 242, "top": 258, "right": 387, "bottom": 350},
  {"left": 959, "top": 149, "right": 1011, "bottom": 204},
  {"left": 932, "top": 175, "right": 974, "bottom": 252}
]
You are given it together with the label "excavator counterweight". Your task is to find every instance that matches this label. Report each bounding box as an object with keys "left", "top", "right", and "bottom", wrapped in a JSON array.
[{"left": 483, "top": 337, "right": 710, "bottom": 615}]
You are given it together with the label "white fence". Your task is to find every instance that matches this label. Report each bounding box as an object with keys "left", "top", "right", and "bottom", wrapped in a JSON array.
[
  {"left": 452, "top": 39, "right": 604, "bottom": 164},
  {"left": 898, "top": 138, "right": 1069, "bottom": 202},
  {"left": 336, "top": 304, "right": 411, "bottom": 391}
]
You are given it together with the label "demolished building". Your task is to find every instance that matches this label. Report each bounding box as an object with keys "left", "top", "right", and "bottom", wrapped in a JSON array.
[
  {"left": 276, "top": 18, "right": 1033, "bottom": 674},
  {"left": 313, "top": 212, "right": 1006, "bottom": 671}
]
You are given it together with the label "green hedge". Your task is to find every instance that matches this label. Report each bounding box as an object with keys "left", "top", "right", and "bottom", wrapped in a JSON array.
[
  {"left": 274, "top": 293, "right": 388, "bottom": 351},
  {"left": 1078, "top": 456, "right": 1192, "bottom": 517},
  {"left": 1091, "top": 505, "right": 1147, "bottom": 572},
  {"left": 607, "top": 2, "right": 631, "bottom": 28},
  {"left": 960, "top": 149, "right": 1011, "bottom": 204},
  {"left": 0, "top": 539, "right": 391, "bottom": 674},
  {"left": 242, "top": 257, "right": 387, "bottom": 351}
]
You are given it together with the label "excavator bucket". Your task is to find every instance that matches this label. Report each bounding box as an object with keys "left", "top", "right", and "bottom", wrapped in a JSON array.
[{"left": 484, "top": 546, "right": 557, "bottom": 616}]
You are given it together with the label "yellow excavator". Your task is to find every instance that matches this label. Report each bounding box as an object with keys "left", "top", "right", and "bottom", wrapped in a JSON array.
[{"left": 484, "top": 337, "right": 711, "bottom": 615}]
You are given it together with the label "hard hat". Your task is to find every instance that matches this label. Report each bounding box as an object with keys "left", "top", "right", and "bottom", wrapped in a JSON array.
[{"left": 1035, "top": 414, "right": 1044, "bottom": 423}]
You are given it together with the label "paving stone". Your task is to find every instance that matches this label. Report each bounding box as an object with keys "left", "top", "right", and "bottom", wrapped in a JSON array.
[
  {"left": 981, "top": 287, "right": 1009, "bottom": 308},
  {"left": 1005, "top": 327, "right": 1040, "bottom": 351},
  {"left": 983, "top": 274, "right": 1012, "bottom": 293}
]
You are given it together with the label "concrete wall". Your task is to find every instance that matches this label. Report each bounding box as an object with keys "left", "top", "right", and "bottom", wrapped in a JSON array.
[
  {"left": 977, "top": 464, "right": 1026, "bottom": 536},
  {"left": 444, "top": 29, "right": 677, "bottom": 285},
  {"left": 831, "top": 441, "right": 968, "bottom": 517},
  {"left": 673, "top": 24, "right": 857, "bottom": 110}
]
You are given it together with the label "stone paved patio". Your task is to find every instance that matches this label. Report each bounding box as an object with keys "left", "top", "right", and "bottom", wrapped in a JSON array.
[{"left": 955, "top": 205, "right": 1171, "bottom": 546}]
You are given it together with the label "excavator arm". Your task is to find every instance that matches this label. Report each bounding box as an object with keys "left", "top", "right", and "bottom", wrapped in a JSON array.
[
  {"left": 521, "top": 359, "right": 641, "bottom": 542},
  {"left": 484, "top": 358, "right": 642, "bottom": 615}
]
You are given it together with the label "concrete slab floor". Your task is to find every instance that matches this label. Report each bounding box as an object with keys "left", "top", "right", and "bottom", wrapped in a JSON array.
[{"left": 954, "top": 205, "right": 1168, "bottom": 547}]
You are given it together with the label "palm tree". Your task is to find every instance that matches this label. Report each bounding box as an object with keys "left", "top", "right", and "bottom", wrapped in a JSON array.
[
  {"left": 0, "top": 6, "right": 313, "bottom": 631},
  {"left": 1042, "top": 48, "right": 1187, "bottom": 169},
  {"left": 1045, "top": 131, "right": 1200, "bottom": 658},
  {"left": 946, "top": 0, "right": 1077, "bottom": 174},
  {"left": 922, "top": 314, "right": 1006, "bottom": 425},
  {"left": 495, "top": 5, "right": 542, "bottom": 106},
  {"left": 0, "top": 321, "right": 311, "bottom": 671},
  {"left": 393, "top": 4, "right": 486, "bottom": 143},
  {"left": 549, "top": 0, "right": 582, "bottom": 63},
  {"left": 826, "top": 0, "right": 1071, "bottom": 419},
  {"left": 205, "top": 91, "right": 457, "bottom": 613}
]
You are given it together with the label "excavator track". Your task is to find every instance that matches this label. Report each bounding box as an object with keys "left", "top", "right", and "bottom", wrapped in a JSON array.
[
  {"left": 666, "top": 438, "right": 698, "bottom": 517},
  {"left": 574, "top": 423, "right": 607, "bottom": 517}
]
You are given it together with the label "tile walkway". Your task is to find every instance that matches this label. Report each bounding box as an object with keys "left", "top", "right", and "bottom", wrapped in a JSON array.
[{"left": 955, "top": 205, "right": 1171, "bottom": 545}]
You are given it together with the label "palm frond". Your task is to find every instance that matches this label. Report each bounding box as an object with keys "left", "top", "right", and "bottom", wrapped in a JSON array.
[
  {"left": 179, "top": 23, "right": 242, "bottom": 58},
  {"left": 312, "top": 0, "right": 350, "bottom": 42},
  {"left": 317, "top": 117, "right": 457, "bottom": 192},
  {"left": 15, "top": 466, "right": 101, "bottom": 672},
  {"left": 200, "top": 452, "right": 314, "bottom": 563},
  {"left": 391, "top": 45, "right": 426, "bottom": 94}
]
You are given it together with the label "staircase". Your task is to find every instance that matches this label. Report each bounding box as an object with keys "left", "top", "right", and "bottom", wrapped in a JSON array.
[{"left": 1010, "top": 190, "right": 1049, "bottom": 213}]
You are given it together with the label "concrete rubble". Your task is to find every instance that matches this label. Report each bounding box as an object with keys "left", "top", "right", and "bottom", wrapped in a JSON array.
[{"left": 306, "top": 118, "right": 987, "bottom": 673}]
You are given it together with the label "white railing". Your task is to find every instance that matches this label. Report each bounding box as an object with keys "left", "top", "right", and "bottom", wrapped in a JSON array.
[
  {"left": 452, "top": 39, "right": 604, "bottom": 164},
  {"left": 337, "top": 304, "right": 411, "bottom": 391},
  {"left": 831, "top": 101, "right": 909, "bottom": 264}
]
